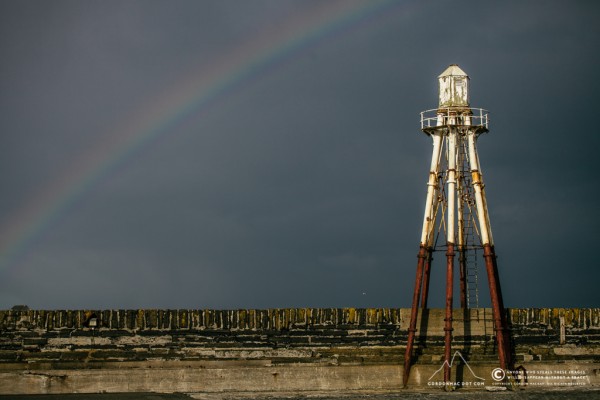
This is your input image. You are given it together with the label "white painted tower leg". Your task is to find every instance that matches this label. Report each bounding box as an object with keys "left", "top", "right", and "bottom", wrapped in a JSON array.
[
  {"left": 403, "top": 130, "right": 444, "bottom": 387},
  {"left": 443, "top": 129, "right": 457, "bottom": 384},
  {"left": 466, "top": 131, "right": 510, "bottom": 371}
]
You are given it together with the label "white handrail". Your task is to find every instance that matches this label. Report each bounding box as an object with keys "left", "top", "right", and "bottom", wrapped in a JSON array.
[{"left": 420, "top": 107, "right": 489, "bottom": 130}]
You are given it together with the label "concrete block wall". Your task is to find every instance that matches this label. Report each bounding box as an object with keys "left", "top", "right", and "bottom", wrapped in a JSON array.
[
  {"left": 0, "top": 308, "right": 407, "bottom": 368},
  {"left": 0, "top": 308, "right": 599, "bottom": 368},
  {"left": 508, "top": 308, "right": 600, "bottom": 363}
]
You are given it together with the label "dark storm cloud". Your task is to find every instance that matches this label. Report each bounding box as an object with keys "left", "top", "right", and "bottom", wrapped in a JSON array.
[{"left": 1, "top": 0, "right": 599, "bottom": 309}]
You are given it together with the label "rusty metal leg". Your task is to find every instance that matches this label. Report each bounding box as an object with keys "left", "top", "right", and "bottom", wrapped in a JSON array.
[
  {"left": 420, "top": 249, "right": 432, "bottom": 309},
  {"left": 490, "top": 245, "right": 513, "bottom": 369},
  {"left": 459, "top": 246, "right": 467, "bottom": 308},
  {"left": 483, "top": 244, "right": 508, "bottom": 371},
  {"left": 444, "top": 243, "right": 455, "bottom": 384},
  {"left": 403, "top": 246, "right": 427, "bottom": 387}
]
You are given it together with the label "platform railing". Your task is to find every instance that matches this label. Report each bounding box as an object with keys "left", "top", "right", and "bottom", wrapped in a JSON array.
[{"left": 420, "top": 107, "right": 489, "bottom": 130}]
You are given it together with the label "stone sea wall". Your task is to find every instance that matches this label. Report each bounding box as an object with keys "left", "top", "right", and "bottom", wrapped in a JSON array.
[
  {"left": 0, "top": 308, "right": 599, "bottom": 365},
  {"left": 0, "top": 308, "right": 599, "bottom": 394}
]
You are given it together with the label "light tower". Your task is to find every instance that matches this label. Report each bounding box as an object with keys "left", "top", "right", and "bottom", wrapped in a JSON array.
[{"left": 402, "top": 65, "right": 512, "bottom": 386}]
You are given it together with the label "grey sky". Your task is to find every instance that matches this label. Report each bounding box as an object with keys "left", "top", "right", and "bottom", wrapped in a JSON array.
[{"left": 1, "top": 0, "right": 599, "bottom": 310}]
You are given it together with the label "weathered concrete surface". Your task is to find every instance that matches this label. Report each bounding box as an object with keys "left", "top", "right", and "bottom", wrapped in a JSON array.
[
  {"left": 0, "top": 364, "right": 402, "bottom": 394},
  {"left": 5, "top": 389, "right": 600, "bottom": 399},
  {"left": 1, "top": 308, "right": 599, "bottom": 394},
  {"left": 1, "top": 362, "right": 597, "bottom": 395},
  {"left": 0, "top": 395, "right": 192, "bottom": 399},
  {"left": 5, "top": 391, "right": 600, "bottom": 400},
  {"left": 188, "top": 388, "right": 600, "bottom": 399}
]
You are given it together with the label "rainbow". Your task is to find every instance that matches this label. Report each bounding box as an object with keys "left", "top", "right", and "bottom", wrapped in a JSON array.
[{"left": 0, "top": 0, "right": 411, "bottom": 274}]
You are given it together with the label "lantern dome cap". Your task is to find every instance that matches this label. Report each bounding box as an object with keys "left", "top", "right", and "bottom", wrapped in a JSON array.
[{"left": 438, "top": 64, "right": 468, "bottom": 78}]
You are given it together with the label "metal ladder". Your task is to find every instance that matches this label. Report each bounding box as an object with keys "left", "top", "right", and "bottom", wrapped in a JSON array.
[
  {"left": 457, "top": 136, "right": 480, "bottom": 308},
  {"left": 464, "top": 220, "right": 480, "bottom": 308}
]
